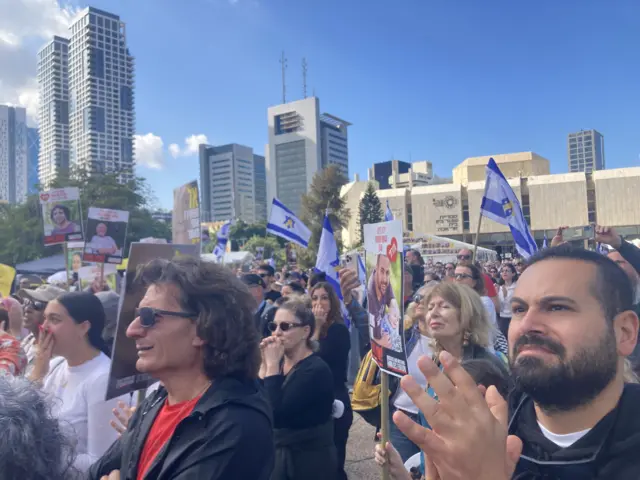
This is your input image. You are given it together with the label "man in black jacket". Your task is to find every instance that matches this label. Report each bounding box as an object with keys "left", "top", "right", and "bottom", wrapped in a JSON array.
[
  {"left": 390, "top": 246, "right": 640, "bottom": 479},
  {"left": 88, "top": 257, "right": 274, "bottom": 480}
]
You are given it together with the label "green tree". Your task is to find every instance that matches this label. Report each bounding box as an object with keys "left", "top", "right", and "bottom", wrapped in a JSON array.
[
  {"left": 243, "top": 235, "right": 286, "bottom": 267},
  {"left": 228, "top": 220, "right": 286, "bottom": 251},
  {"left": 358, "top": 182, "right": 383, "bottom": 242},
  {"left": 0, "top": 167, "right": 171, "bottom": 266},
  {"left": 297, "top": 165, "right": 350, "bottom": 268}
]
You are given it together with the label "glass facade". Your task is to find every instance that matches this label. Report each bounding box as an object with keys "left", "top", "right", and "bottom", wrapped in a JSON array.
[{"left": 275, "top": 140, "right": 307, "bottom": 214}]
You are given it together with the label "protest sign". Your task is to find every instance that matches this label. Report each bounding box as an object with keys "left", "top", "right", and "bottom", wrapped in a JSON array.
[
  {"left": 0, "top": 264, "right": 16, "bottom": 298},
  {"left": 40, "top": 187, "right": 84, "bottom": 246},
  {"left": 105, "top": 242, "right": 199, "bottom": 400},
  {"left": 172, "top": 180, "right": 201, "bottom": 248},
  {"left": 364, "top": 219, "right": 408, "bottom": 377},
  {"left": 83, "top": 207, "right": 129, "bottom": 264},
  {"left": 78, "top": 264, "right": 118, "bottom": 292}
]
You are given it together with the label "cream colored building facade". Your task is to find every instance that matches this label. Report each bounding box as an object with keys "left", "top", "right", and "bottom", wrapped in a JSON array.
[{"left": 343, "top": 152, "right": 640, "bottom": 253}]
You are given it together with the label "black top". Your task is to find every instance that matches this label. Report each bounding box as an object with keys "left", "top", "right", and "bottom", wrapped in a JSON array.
[
  {"left": 318, "top": 322, "right": 351, "bottom": 395},
  {"left": 265, "top": 290, "right": 282, "bottom": 303},
  {"left": 87, "top": 376, "right": 274, "bottom": 480},
  {"left": 264, "top": 354, "right": 334, "bottom": 430}
]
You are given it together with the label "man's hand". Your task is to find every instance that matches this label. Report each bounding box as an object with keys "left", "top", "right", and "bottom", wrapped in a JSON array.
[
  {"left": 550, "top": 226, "right": 568, "bottom": 247},
  {"left": 393, "top": 352, "right": 522, "bottom": 480},
  {"left": 595, "top": 225, "right": 622, "bottom": 250},
  {"left": 339, "top": 268, "right": 360, "bottom": 305}
]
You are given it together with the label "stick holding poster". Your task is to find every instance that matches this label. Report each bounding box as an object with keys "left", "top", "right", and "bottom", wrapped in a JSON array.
[
  {"left": 40, "top": 187, "right": 84, "bottom": 246},
  {"left": 83, "top": 207, "right": 130, "bottom": 264}
]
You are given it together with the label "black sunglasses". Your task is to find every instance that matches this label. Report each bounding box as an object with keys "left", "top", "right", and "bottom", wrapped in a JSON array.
[
  {"left": 25, "top": 300, "right": 47, "bottom": 311},
  {"left": 413, "top": 294, "right": 424, "bottom": 303},
  {"left": 135, "top": 307, "right": 198, "bottom": 328},
  {"left": 268, "top": 321, "right": 304, "bottom": 332},
  {"left": 457, "top": 254, "right": 471, "bottom": 260},
  {"left": 454, "top": 273, "right": 473, "bottom": 280}
]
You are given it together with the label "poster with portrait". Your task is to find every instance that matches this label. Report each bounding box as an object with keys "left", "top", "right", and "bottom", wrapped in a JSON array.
[
  {"left": 364, "top": 220, "right": 408, "bottom": 377},
  {"left": 172, "top": 180, "right": 201, "bottom": 248},
  {"left": 40, "top": 187, "right": 84, "bottom": 246},
  {"left": 105, "top": 242, "right": 199, "bottom": 400},
  {"left": 78, "top": 264, "right": 118, "bottom": 292},
  {"left": 83, "top": 208, "right": 129, "bottom": 264}
]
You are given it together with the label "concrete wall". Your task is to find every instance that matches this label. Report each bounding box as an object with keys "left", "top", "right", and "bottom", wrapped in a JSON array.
[
  {"left": 594, "top": 167, "right": 640, "bottom": 227},
  {"left": 528, "top": 173, "right": 589, "bottom": 230},
  {"left": 411, "top": 184, "right": 464, "bottom": 235}
]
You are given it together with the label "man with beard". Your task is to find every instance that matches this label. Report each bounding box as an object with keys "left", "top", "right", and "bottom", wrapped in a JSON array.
[{"left": 390, "top": 246, "right": 640, "bottom": 479}]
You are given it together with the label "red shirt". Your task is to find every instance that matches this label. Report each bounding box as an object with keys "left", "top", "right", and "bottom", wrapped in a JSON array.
[
  {"left": 483, "top": 274, "right": 497, "bottom": 297},
  {"left": 137, "top": 394, "right": 202, "bottom": 479}
]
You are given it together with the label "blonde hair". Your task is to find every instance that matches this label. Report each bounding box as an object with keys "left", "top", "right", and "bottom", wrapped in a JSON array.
[{"left": 423, "top": 282, "right": 492, "bottom": 357}]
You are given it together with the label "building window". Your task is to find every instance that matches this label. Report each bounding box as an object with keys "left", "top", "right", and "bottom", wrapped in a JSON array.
[{"left": 521, "top": 194, "right": 531, "bottom": 227}]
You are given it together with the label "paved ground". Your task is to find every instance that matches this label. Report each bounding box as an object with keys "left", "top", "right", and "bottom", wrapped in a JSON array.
[{"left": 345, "top": 413, "right": 380, "bottom": 479}]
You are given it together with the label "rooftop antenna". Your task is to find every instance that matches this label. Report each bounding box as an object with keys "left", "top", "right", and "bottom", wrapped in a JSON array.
[
  {"left": 279, "top": 51, "right": 287, "bottom": 103},
  {"left": 302, "top": 57, "right": 308, "bottom": 99}
]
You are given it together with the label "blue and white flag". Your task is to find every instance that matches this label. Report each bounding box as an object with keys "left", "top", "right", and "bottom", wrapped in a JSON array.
[
  {"left": 315, "top": 213, "right": 349, "bottom": 326},
  {"left": 266, "top": 198, "right": 312, "bottom": 248},
  {"left": 542, "top": 232, "right": 548, "bottom": 249},
  {"left": 213, "top": 221, "right": 232, "bottom": 261},
  {"left": 481, "top": 158, "right": 537, "bottom": 259},
  {"left": 596, "top": 243, "right": 609, "bottom": 255},
  {"left": 385, "top": 200, "right": 394, "bottom": 221}
]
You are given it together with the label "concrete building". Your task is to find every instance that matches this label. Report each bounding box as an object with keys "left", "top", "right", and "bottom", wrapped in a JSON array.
[
  {"left": 266, "top": 97, "right": 350, "bottom": 215},
  {"left": 453, "top": 152, "right": 550, "bottom": 185},
  {"left": 68, "top": 7, "right": 135, "bottom": 183},
  {"left": 37, "top": 36, "right": 70, "bottom": 187},
  {"left": 199, "top": 143, "right": 257, "bottom": 223},
  {"left": 0, "top": 106, "right": 28, "bottom": 203},
  {"left": 343, "top": 155, "right": 640, "bottom": 254},
  {"left": 368, "top": 160, "right": 411, "bottom": 190},
  {"left": 389, "top": 160, "right": 433, "bottom": 188},
  {"left": 27, "top": 127, "right": 40, "bottom": 194},
  {"left": 253, "top": 154, "right": 267, "bottom": 222},
  {"left": 568, "top": 129, "right": 605, "bottom": 173}
]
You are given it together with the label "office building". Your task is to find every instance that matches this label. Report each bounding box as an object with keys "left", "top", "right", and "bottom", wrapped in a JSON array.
[
  {"left": 266, "top": 96, "right": 350, "bottom": 214},
  {"left": 37, "top": 36, "right": 70, "bottom": 187},
  {"left": 0, "top": 106, "right": 28, "bottom": 204},
  {"left": 199, "top": 143, "right": 256, "bottom": 223},
  {"left": 68, "top": 7, "right": 135, "bottom": 182},
  {"left": 453, "top": 151, "right": 550, "bottom": 185},
  {"left": 253, "top": 154, "right": 267, "bottom": 222},
  {"left": 368, "top": 160, "right": 411, "bottom": 189},
  {"left": 568, "top": 129, "right": 605, "bottom": 173},
  {"left": 319, "top": 114, "right": 350, "bottom": 179},
  {"left": 27, "top": 128, "right": 40, "bottom": 194}
]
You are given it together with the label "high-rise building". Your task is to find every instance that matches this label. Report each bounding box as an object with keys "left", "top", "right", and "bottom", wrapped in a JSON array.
[
  {"left": 368, "top": 160, "right": 411, "bottom": 190},
  {"left": 27, "top": 128, "right": 40, "bottom": 194},
  {"left": 199, "top": 143, "right": 256, "bottom": 223},
  {"left": 319, "top": 114, "right": 350, "bottom": 179},
  {"left": 37, "top": 36, "right": 70, "bottom": 187},
  {"left": 266, "top": 97, "right": 350, "bottom": 214},
  {"left": 68, "top": 7, "right": 135, "bottom": 182},
  {"left": 0, "top": 106, "right": 28, "bottom": 204},
  {"left": 253, "top": 153, "right": 267, "bottom": 222},
  {"left": 568, "top": 130, "right": 605, "bottom": 173}
]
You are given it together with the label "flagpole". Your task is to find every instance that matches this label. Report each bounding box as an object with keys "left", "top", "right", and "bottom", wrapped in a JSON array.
[{"left": 472, "top": 212, "right": 483, "bottom": 262}]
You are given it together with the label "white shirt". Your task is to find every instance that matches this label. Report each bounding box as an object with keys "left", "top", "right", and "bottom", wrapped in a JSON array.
[
  {"left": 498, "top": 283, "right": 517, "bottom": 318},
  {"left": 88, "top": 235, "right": 118, "bottom": 253},
  {"left": 42, "top": 353, "right": 128, "bottom": 473},
  {"left": 537, "top": 421, "right": 591, "bottom": 448},
  {"left": 393, "top": 334, "right": 433, "bottom": 414}
]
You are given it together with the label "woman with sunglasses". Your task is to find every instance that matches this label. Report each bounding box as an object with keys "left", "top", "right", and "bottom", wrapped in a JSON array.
[
  {"left": 29, "top": 292, "right": 127, "bottom": 473},
  {"left": 259, "top": 298, "right": 337, "bottom": 480},
  {"left": 310, "top": 281, "right": 352, "bottom": 480}
]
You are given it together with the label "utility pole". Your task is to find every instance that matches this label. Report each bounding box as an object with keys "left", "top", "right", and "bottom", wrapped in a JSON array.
[
  {"left": 302, "top": 57, "right": 308, "bottom": 98},
  {"left": 279, "top": 51, "right": 287, "bottom": 103}
]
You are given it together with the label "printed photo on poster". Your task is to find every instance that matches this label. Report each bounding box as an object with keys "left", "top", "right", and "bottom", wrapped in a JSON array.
[
  {"left": 83, "top": 207, "right": 129, "bottom": 264},
  {"left": 364, "top": 220, "right": 408, "bottom": 376},
  {"left": 78, "top": 264, "right": 118, "bottom": 292},
  {"left": 105, "top": 242, "right": 200, "bottom": 400},
  {"left": 172, "top": 180, "right": 201, "bottom": 247},
  {"left": 40, "top": 187, "right": 84, "bottom": 246}
]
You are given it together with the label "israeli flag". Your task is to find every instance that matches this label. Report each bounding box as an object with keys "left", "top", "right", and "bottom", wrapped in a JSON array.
[
  {"left": 542, "top": 232, "right": 548, "bottom": 249},
  {"left": 213, "top": 221, "right": 232, "bottom": 261},
  {"left": 596, "top": 243, "right": 609, "bottom": 255},
  {"left": 481, "top": 158, "right": 537, "bottom": 259},
  {"left": 315, "top": 213, "right": 349, "bottom": 326},
  {"left": 266, "top": 198, "right": 312, "bottom": 248},
  {"left": 385, "top": 200, "right": 394, "bottom": 221}
]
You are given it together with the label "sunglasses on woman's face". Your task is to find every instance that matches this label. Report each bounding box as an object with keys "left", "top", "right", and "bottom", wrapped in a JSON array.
[
  {"left": 134, "top": 307, "right": 198, "bottom": 328},
  {"left": 267, "top": 321, "right": 304, "bottom": 332},
  {"left": 454, "top": 273, "right": 473, "bottom": 280},
  {"left": 25, "top": 300, "right": 46, "bottom": 311},
  {"left": 413, "top": 294, "right": 424, "bottom": 303}
]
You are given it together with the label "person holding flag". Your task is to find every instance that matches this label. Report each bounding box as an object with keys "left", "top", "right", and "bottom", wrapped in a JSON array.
[
  {"left": 480, "top": 158, "right": 537, "bottom": 259},
  {"left": 213, "top": 221, "right": 231, "bottom": 262}
]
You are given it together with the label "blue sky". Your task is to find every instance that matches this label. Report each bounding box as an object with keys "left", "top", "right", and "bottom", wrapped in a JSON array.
[{"left": 4, "top": 0, "right": 640, "bottom": 209}]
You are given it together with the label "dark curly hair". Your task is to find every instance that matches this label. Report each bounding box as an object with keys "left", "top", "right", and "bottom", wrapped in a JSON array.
[
  {"left": 309, "top": 281, "right": 343, "bottom": 338},
  {"left": 135, "top": 257, "right": 261, "bottom": 379},
  {"left": 50, "top": 204, "right": 70, "bottom": 223},
  {"left": 0, "top": 377, "right": 77, "bottom": 480}
]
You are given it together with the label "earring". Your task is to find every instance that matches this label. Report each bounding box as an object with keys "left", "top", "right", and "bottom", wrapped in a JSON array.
[{"left": 462, "top": 331, "right": 470, "bottom": 347}]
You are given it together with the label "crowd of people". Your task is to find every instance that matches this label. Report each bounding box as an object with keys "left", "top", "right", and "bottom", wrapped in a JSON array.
[{"left": 0, "top": 223, "right": 639, "bottom": 479}]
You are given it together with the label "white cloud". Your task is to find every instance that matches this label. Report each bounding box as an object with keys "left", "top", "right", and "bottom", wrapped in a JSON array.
[
  {"left": 0, "top": 0, "right": 81, "bottom": 125},
  {"left": 169, "top": 134, "right": 209, "bottom": 158},
  {"left": 134, "top": 133, "right": 165, "bottom": 170}
]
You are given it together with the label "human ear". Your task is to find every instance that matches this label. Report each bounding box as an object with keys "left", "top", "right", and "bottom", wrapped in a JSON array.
[{"left": 613, "top": 310, "right": 639, "bottom": 357}]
